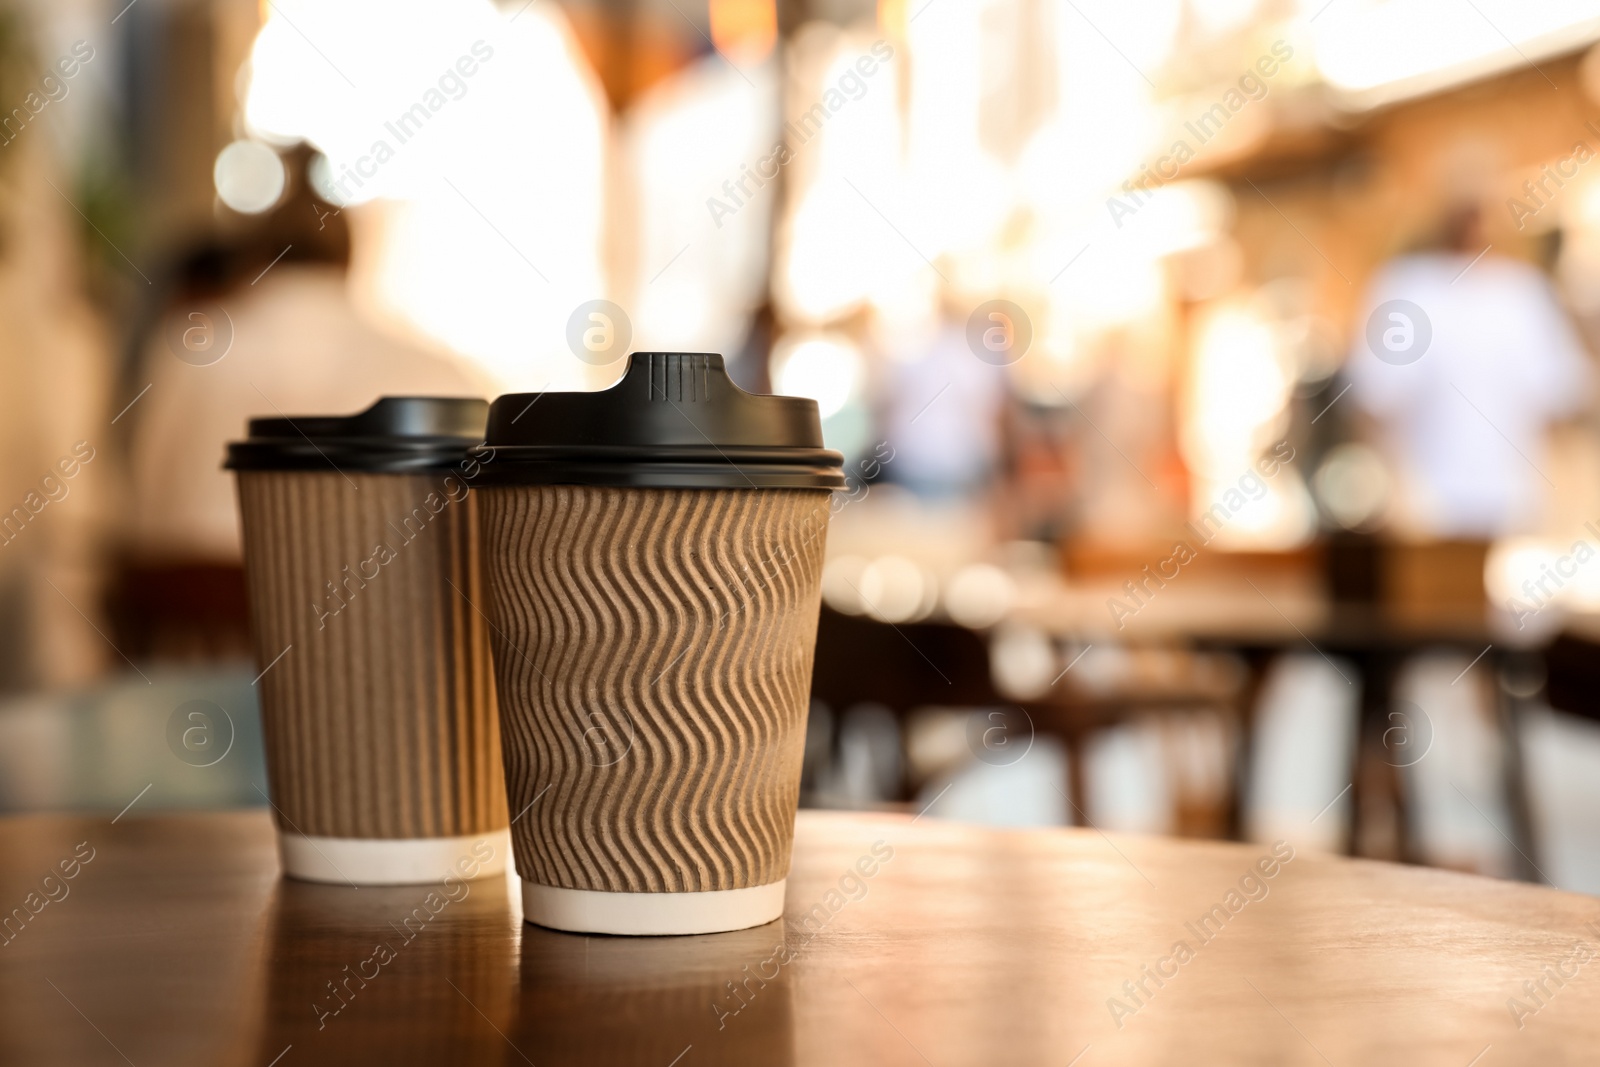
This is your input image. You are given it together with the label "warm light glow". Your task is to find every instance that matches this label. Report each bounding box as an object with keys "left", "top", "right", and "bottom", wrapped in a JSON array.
[
  {"left": 771, "top": 333, "right": 862, "bottom": 419},
  {"left": 1577, "top": 180, "right": 1600, "bottom": 229},
  {"left": 944, "top": 564, "right": 1016, "bottom": 629},
  {"left": 877, "top": 0, "right": 907, "bottom": 37},
  {"left": 1004, "top": 0, "right": 1183, "bottom": 376},
  {"left": 990, "top": 623, "right": 1055, "bottom": 700},
  {"left": 241, "top": 0, "right": 610, "bottom": 390},
  {"left": 858, "top": 555, "right": 935, "bottom": 623},
  {"left": 1193, "top": 470, "right": 1317, "bottom": 550},
  {"left": 213, "top": 139, "right": 285, "bottom": 214},
  {"left": 709, "top": 0, "right": 777, "bottom": 65},
  {"left": 1486, "top": 536, "right": 1600, "bottom": 617},
  {"left": 1485, "top": 538, "right": 1567, "bottom": 609},
  {"left": 777, "top": 0, "right": 1188, "bottom": 363},
  {"left": 901, "top": 2, "right": 1007, "bottom": 258},
  {"left": 822, "top": 555, "right": 870, "bottom": 614},
  {"left": 1108, "top": 180, "right": 1235, "bottom": 261},
  {"left": 1182, "top": 299, "right": 1291, "bottom": 479},
  {"left": 1570, "top": 551, "right": 1600, "bottom": 609},
  {"left": 1179, "top": 295, "right": 1311, "bottom": 548},
  {"left": 1314, "top": 443, "right": 1391, "bottom": 530},
  {"left": 1192, "top": 0, "right": 1260, "bottom": 33},
  {"left": 1311, "top": 0, "right": 1600, "bottom": 101},
  {"left": 776, "top": 32, "right": 908, "bottom": 326},
  {"left": 622, "top": 55, "right": 778, "bottom": 357}
]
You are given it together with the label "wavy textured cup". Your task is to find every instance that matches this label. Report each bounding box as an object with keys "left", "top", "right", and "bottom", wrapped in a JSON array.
[
  {"left": 237, "top": 470, "right": 509, "bottom": 885},
  {"left": 480, "top": 484, "right": 830, "bottom": 934}
]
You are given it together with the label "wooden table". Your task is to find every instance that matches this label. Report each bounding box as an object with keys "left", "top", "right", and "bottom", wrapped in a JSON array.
[{"left": 3, "top": 810, "right": 1598, "bottom": 1065}]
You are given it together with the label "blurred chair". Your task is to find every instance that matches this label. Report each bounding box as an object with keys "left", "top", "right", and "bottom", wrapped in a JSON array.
[
  {"left": 808, "top": 606, "right": 1251, "bottom": 836},
  {"left": 105, "top": 563, "right": 251, "bottom": 664},
  {"left": 1542, "top": 631, "right": 1600, "bottom": 723}
]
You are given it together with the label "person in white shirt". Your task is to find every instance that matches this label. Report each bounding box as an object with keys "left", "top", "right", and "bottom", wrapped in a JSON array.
[
  {"left": 1347, "top": 206, "right": 1592, "bottom": 538},
  {"left": 126, "top": 166, "right": 490, "bottom": 564}
]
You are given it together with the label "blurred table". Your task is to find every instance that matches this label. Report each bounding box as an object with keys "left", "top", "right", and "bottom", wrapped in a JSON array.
[
  {"left": 4, "top": 810, "right": 1598, "bottom": 1065},
  {"left": 815, "top": 586, "right": 1538, "bottom": 872},
  {"left": 0, "top": 667, "right": 267, "bottom": 816},
  {"left": 1015, "top": 584, "right": 1538, "bottom": 872}
]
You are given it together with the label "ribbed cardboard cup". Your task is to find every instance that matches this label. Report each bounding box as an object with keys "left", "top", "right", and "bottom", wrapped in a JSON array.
[
  {"left": 235, "top": 466, "right": 509, "bottom": 885},
  {"left": 479, "top": 484, "right": 832, "bottom": 935}
]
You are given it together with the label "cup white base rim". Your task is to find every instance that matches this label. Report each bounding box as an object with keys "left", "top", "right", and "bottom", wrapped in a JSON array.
[
  {"left": 521, "top": 877, "right": 786, "bottom": 936},
  {"left": 278, "top": 829, "right": 511, "bottom": 886}
]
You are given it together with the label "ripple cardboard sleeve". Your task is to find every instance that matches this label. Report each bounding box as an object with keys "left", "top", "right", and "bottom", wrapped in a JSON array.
[
  {"left": 227, "top": 397, "right": 510, "bottom": 885},
  {"left": 474, "top": 353, "right": 845, "bottom": 934}
]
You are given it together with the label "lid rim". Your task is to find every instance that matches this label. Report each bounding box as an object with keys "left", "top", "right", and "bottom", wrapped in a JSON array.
[
  {"left": 224, "top": 396, "right": 489, "bottom": 473},
  {"left": 470, "top": 443, "right": 844, "bottom": 461},
  {"left": 224, "top": 446, "right": 484, "bottom": 473},
  {"left": 478, "top": 352, "right": 843, "bottom": 488},
  {"left": 469, "top": 443, "right": 846, "bottom": 490},
  {"left": 473, "top": 471, "right": 846, "bottom": 490}
]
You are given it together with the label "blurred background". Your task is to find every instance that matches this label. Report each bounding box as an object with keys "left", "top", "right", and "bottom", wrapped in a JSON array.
[{"left": 7, "top": 0, "right": 1600, "bottom": 891}]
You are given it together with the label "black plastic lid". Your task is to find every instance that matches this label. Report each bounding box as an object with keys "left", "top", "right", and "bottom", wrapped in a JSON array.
[
  {"left": 473, "top": 352, "right": 845, "bottom": 489},
  {"left": 224, "top": 396, "right": 489, "bottom": 473}
]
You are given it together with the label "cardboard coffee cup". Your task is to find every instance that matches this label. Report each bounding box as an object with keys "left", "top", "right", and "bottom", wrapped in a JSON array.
[
  {"left": 474, "top": 353, "right": 845, "bottom": 935},
  {"left": 226, "top": 397, "right": 510, "bottom": 885}
]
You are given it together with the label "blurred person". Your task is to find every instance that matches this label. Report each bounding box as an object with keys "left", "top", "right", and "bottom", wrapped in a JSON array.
[
  {"left": 0, "top": 24, "right": 114, "bottom": 692},
  {"left": 879, "top": 304, "right": 1010, "bottom": 500},
  {"left": 117, "top": 148, "right": 490, "bottom": 658},
  {"left": 1346, "top": 204, "right": 1593, "bottom": 538},
  {"left": 1338, "top": 204, "right": 1583, "bottom": 880}
]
